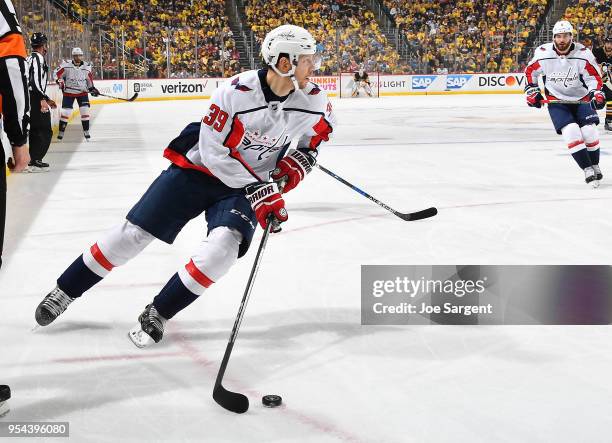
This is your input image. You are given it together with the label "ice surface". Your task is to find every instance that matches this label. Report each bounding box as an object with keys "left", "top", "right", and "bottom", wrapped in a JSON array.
[{"left": 1, "top": 95, "right": 612, "bottom": 442}]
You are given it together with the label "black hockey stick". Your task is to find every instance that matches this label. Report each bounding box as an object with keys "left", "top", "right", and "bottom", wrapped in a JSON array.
[
  {"left": 97, "top": 92, "right": 139, "bottom": 102},
  {"left": 541, "top": 99, "right": 587, "bottom": 105},
  {"left": 315, "top": 163, "right": 437, "bottom": 221},
  {"left": 213, "top": 220, "right": 273, "bottom": 414}
]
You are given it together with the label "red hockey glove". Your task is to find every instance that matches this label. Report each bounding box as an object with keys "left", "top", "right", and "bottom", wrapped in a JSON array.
[
  {"left": 525, "top": 84, "right": 543, "bottom": 108},
  {"left": 589, "top": 90, "right": 606, "bottom": 111},
  {"left": 271, "top": 149, "right": 316, "bottom": 193},
  {"left": 89, "top": 87, "right": 100, "bottom": 97},
  {"left": 246, "top": 182, "right": 288, "bottom": 232}
]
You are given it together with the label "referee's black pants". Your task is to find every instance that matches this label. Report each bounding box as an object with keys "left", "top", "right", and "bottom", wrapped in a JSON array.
[{"left": 29, "top": 94, "right": 52, "bottom": 162}]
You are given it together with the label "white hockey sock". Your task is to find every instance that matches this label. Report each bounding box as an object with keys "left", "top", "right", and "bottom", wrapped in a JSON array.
[
  {"left": 580, "top": 124, "right": 599, "bottom": 151},
  {"left": 83, "top": 221, "right": 155, "bottom": 277},
  {"left": 561, "top": 123, "right": 585, "bottom": 154},
  {"left": 178, "top": 227, "right": 242, "bottom": 295}
]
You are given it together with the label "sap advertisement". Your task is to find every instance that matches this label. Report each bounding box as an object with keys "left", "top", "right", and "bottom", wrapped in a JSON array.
[{"left": 400, "top": 73, "right": 526, "bottom": 94}]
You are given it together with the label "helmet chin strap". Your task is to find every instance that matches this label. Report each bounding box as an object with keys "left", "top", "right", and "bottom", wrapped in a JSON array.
[
  {"left": 270, "top": 62, "right": 304, "bottom": 94},
  {"left": 289, "top": 74, "right": 301, "bottom": 92}
]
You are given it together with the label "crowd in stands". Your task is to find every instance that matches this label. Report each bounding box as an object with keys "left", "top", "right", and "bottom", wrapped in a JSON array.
[
  {"left": 382, "top": 0, "right": 549, "bottom": 74},
  {"left": 17, "top": 0, "right": 87, "bottom": 72},
  {"left": 18, "top": 0, "right": 608, "bottom": 78},
  {"left": 65, "top": 0, "right": 241, "bottom": 78},
  {"left": 244, "top": 0, "right": 410, "bottom": 74},
  {"left": 562, "top": 0, "right": 611, "bottom": 50}
]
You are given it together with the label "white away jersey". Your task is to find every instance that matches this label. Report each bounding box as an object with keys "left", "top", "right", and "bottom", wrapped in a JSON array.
[
  {"left": 525, "top": 42, "right": 603, "bottom": 101},
  {"left": 55, "top": 59, "right": 94, "bottom": 96},
  {"left": 168, "top": 69, "right": 336, "bottom": 189}
]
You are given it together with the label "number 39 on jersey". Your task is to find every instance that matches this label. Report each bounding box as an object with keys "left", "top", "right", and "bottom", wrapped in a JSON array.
[{"left": 202, "top": 104, "right": 229, "bottom": 132}]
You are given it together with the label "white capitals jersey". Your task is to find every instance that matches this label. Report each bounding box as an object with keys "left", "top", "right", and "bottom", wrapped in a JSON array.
[
  {"left": 525, "top": 42, "right": 603, "bottom": 101},
  {"left": 54, "top": 59, "right": 94, "bottom": 96},
  {"left": 165, "top": 69, "right": 336, "bottom": 189}
]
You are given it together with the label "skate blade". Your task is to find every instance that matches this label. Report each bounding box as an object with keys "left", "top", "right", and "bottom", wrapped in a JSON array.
[
  {"left": 31, "top": 325, "right": 41, "bottom": 332},
  {"left": 592, "top": 180, "right": 600, "bottom": 189},
  {"left": 128, "top": 325, "right": 155, "bottom": 349},
  {"left": 0, "top": 401, "right": 9, "bottom": 417}
]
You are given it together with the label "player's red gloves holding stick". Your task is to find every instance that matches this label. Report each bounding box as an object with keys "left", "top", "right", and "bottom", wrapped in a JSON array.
[
  {"left": 525, "top": 84, "right": 543, "bottom": 108},
  {"left": 271, "top": 149, "right": 316, "bottom": 193},
  {"left": 589, "top": 90, "right": 606, "bottom": 110},
  {"left": 246, "top": 182, "right": 288, "bottom": 232}
]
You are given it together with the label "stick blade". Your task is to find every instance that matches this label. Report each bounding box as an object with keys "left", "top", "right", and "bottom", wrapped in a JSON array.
[
  {"left": 213, "top": 384, "right": 249, "bottom": 414},
  {"left": 399, "top": 207, "right": 438, "bottom": 221},
  {"left": 128, "top": 93, "right": 139, "bottom": 102}
]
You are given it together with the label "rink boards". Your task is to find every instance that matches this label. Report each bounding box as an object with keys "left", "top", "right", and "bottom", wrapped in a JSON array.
[{"left": 86, "top": 73, "right": 528, "bottom": 103}]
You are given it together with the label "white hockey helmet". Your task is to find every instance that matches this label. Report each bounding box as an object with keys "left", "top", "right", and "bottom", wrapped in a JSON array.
[
  {"left": 552, "top": 20, "right": 573, "bottom": 37},
  {"left": 72, "top": 47, "right": 84, "bottom": 56},
  {"left": 261, "top": 25, "right": 319, "bottom": 78}
]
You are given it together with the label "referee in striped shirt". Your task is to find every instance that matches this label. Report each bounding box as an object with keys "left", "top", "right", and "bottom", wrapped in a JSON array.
[
  {"left": 1, "top": 0, "right": 30, "bottom": 268},
  {"left": 27, "top": 32, "right": 56, "bottom": 171}
]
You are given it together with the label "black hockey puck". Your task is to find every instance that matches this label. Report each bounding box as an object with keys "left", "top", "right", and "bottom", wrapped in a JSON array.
[
  {"left": 262, "top": 394, "right": 282, "bottom": 408},
  {"left": 0, "top": 385, "right": 10, "bottom": 401}
]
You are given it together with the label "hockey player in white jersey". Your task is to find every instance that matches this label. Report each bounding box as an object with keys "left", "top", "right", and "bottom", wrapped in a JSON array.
[
  {"left": 35, "top": 25, "right": 335, "bottom": 348},
  {"left": 524, "top": 20, "right": 606, "bottom": 187},
  {"left": 54, "top": 47, "right": 100, "bottom": 140}
]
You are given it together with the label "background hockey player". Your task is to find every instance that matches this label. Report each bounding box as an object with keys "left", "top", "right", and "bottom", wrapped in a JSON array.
[
  {"left": 55, "top": 47, "right": 100, "bottom": 140},
  {"left": 26, "top": 32, "right": 56, "bottom": 171},
  {"left": 352, "top": 68, "right": 373, "bottom": 97},
  {"left": 524, "top": 20, "right": 606, "bottom": 187},
  {"left": 35, "top": 24, "right": 336, "bottom": 348},
  {"left": 592, "top": 36, "right": 612, "bottom": 131}
]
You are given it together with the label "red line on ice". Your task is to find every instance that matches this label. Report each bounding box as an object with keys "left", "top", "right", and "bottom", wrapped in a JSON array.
[
  {"left": 169, "top": 324, "right": 367, "bottom": 443},
  {"left": 280, "top": 213, "right": 386, "bottom": 234}
]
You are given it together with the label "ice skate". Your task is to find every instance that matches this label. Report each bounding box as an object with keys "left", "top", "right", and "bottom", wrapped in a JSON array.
[
  {"left": 584, "top": 166, "right": 599, "bottom": 188},
  {"left": 35, "top": 286, "right": 75, "bottom": 326},
  {"left": 0, "top": 385, "right": 10, "bottom": 417},
  {"left": 593, "top": 164, "right": 603, "bottom": 181},
  {"left": 57, "top": 130, "right": 64, "bottom": 140},
  {"left": 25, "top": 160, "right": 50, "bottom": 173},
  {"left": 128, "top": 304, "right": 167, "bottom": 348},
  {"left": 83, "top": 130, "right": 90, "bottom": 140}
]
